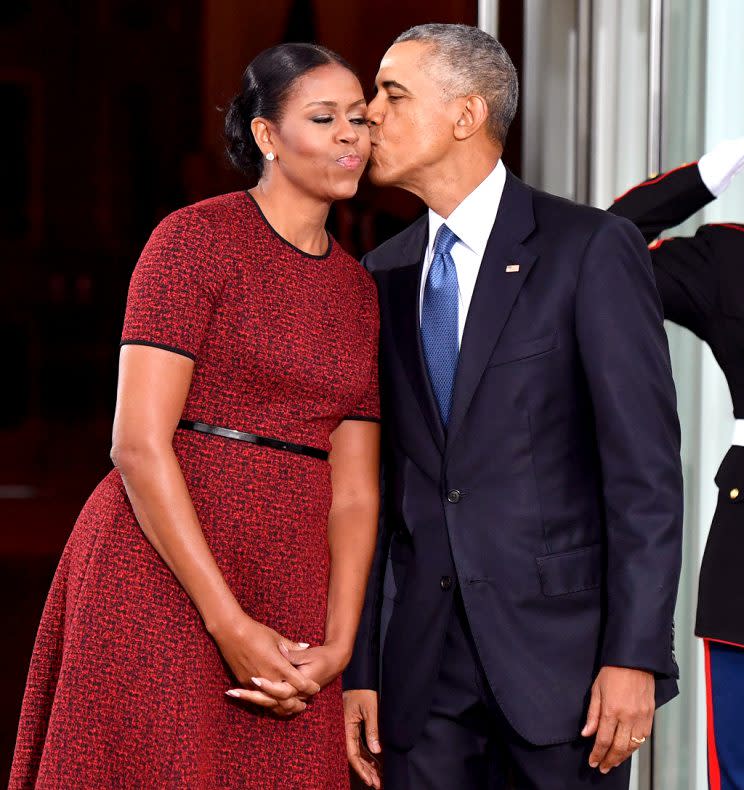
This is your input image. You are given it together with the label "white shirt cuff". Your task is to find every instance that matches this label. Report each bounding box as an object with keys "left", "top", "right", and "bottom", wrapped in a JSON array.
[{"left": 698, "top": 137, "right": 744, "bottom": 197}]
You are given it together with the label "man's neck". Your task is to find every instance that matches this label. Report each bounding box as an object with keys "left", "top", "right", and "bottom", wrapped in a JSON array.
[{"left": 409, "top": 149, "right": 502, "bottom": 218}]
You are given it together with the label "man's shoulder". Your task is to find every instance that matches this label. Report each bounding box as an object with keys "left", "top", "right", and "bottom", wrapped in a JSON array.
[
  {"left": 529, "top": 184, "right": 632, "bottom": 239},
  {"left": 363, "top": 214, "right": 428, "bottom": 273},
  {"left": 363, "top": 182, "right": 636, "bottom": 273}
]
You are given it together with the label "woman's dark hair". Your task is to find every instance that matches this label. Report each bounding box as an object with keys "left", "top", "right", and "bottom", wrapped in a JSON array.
[{"left": 224, "top": 43, "right": 357, "bottom": 180}]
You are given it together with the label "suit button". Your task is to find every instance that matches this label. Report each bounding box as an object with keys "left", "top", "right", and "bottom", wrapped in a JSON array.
[
  {"left": 440, "top": 575, "right": 453, "bottom": 591},
  {"left": 446, "top": 489, "right": 462, "bottom": 504},
  {"left": 730, "top": 488, "right": 740, "bottom": 500}
]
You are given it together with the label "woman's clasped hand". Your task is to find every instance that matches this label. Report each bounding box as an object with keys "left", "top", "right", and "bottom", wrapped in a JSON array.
[{"left": 217, "top": 613, "right": 348, "bottom": 717}]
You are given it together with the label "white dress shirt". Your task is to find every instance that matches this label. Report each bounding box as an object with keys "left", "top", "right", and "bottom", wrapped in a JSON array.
[{"left": 419, "top": 159, "right": 507, "bottom": 347}]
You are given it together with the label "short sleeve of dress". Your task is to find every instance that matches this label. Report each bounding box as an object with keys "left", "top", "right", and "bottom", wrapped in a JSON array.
[
  {"left": 344, "top": 303, "right": 381, "bottom": 423},
  {"left": 120, "top": 208, "right": 225, "bottom": 361}
]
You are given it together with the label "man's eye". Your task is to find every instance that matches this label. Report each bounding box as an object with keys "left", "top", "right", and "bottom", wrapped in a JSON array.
[
  {"left": 388, "top": 95, "right": 403, "bottom": 102},
  {"left": 311, "top": 116, "right": 334, "bottom": 124}
]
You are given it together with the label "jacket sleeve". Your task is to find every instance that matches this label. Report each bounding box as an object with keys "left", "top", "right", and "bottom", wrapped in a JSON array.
[
  {"left": 609, "top": 163, "right": 717, "bottom": 340},
  {"left": 343, "top": 253, "right": 390, "bottom": 691},
  {"left": 575, "top": 215, "right": 683, "bottom": 679},
  {"left": 608, "top": 162, "right": 714, "bottom": 242}
]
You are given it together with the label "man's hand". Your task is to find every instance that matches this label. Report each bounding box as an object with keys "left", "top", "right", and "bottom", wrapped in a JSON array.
[
  {"left": 582, "top": 666, "right": 655, "bottom": 774},
  {"left": 344, "top": 689, "right": 382, "bottom": 789}
]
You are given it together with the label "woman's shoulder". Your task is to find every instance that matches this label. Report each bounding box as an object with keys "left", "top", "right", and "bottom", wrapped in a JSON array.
[
  {"left": 153, "top": 192, "right": 247, "bottom": 245},
  {"left": 155, "top": 192, "right": 250, "bottom": 240},
  {"left": 330, "top": 242, "right": 377, "bottom": 291},
  {"left": 137, "top": 193, "right": 251, "bottom": 284}
]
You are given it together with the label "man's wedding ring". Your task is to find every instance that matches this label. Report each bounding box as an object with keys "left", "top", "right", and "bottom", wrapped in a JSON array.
[{"left": 630, "top": 736, "right": 647, "bottom": 745}]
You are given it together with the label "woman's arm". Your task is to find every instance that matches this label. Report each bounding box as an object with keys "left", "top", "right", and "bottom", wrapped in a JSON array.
[
  {"left": 239, "top": 418, "right": 381, "bottom": 706},
  {"left": 323, "top": 418, "right": 381, "bottom": 663},
  {"left": 112, "top": 345, "right": 319, "bottom": 712},
  {"left": 112, "top": 345, "right": 240, "bottom": 632}
]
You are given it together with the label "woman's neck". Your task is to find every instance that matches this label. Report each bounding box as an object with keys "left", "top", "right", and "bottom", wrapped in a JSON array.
[{"left": 250, "top": 177, "right": 330, "bottom": 256}]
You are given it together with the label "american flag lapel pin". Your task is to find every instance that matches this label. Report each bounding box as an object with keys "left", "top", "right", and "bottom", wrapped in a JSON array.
[{"left": 505, "top": 264, "right": 520, "bottom": 273}]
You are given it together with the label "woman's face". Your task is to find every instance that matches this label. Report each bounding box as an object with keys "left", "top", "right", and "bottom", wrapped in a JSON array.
[{"left": 264, "top": 64, "right": 371, "bottom": 201}]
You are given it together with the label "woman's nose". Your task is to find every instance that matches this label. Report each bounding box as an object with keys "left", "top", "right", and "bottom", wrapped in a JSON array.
[{"left": 338, "top": 120, "right": 360, "bottom": 144}]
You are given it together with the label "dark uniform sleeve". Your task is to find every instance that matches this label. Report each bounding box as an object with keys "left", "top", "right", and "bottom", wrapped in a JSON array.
[
  {"left": 608, "top": 162, "right": 718, "bottom": 340},
  {"left": 609, "top": 162, "right": 714, "bottom": 241},
  {"left": 120, "top": 208, "right": 225, "bottom": 360}
]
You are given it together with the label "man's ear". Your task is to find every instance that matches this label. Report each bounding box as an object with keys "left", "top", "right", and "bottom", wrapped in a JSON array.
[
  {"left": 250, "top": 117, "right": 276, "bottom": 158},
  {"left": 453, "top": 95, "right": 489, "bottom": 140}
]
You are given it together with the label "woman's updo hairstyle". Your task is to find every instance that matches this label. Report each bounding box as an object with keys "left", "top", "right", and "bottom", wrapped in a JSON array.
[{"left": 225, "top": 43, "right": 357, "bottom": 180}]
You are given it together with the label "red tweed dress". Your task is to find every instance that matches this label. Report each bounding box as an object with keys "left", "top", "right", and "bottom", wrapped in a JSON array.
[{"left": 10, "top": 191, "right": 380, "bottom": 789}]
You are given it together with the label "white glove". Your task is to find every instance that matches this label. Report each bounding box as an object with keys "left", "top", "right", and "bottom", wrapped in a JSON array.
[{"left": 698, "top": 136, "right": 744, "bottom": 196}]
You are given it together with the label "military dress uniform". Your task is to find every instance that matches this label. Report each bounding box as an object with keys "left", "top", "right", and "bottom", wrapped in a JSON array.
[{"left": 610, "top": 140, "right": 744, "bottom": 790}]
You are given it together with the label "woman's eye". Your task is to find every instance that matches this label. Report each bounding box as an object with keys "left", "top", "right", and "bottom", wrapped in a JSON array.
[
  {"left": 311, "top": 116, "right": 334, "bottom": 124},
  {"left": 350, "top": 117, "right": 367, "bottom": 125}
]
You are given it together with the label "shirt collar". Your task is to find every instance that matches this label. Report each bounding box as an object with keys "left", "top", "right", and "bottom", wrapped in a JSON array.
[{"left": 427, "top": 159, "right": 507, "bottom": 259}]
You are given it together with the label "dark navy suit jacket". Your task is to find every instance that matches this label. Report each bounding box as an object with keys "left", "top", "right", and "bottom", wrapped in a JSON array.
[{"left": 344, "top": 170, "right": 684, "bottom": 749}]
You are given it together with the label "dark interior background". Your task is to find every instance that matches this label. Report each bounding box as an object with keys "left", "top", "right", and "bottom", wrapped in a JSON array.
[{"left": 0, "top": 1, "right": 523, "bottom": 782}]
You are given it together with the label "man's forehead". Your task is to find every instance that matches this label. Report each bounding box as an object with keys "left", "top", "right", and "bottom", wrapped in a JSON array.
[{"left": 376, "top": 41, "right": 425, "bottom": 80}]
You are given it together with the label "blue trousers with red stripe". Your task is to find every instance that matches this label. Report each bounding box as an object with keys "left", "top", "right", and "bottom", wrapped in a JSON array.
[{"left": 706, "top": 639, "right": 744, "bottom": 790}]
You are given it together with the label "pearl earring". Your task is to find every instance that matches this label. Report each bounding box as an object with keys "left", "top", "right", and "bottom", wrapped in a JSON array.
[{"left": 265, "top": 151, "right": 275, "bottom": 161}]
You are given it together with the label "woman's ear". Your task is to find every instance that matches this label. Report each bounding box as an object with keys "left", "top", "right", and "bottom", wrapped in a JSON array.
[
  {"left": 250, "top": 117, "right": 275, "bottom": 158},
  {"left": 453, "top": 95, "right": 489, "bottom": 140}
]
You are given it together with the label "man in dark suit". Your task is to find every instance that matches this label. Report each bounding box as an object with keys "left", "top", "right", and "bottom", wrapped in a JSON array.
[{"left": 343, "top": 23, "right": 684, "bottom": 790}]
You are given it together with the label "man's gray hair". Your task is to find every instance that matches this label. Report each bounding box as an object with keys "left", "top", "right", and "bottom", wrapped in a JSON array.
[{"left": 394, "top": 23, "right": 518, "bottom": 145}]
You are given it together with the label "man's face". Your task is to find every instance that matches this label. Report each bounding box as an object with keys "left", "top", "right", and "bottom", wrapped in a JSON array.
[{"left": 366, "top": 41, "right": 461, "bottom": 189}]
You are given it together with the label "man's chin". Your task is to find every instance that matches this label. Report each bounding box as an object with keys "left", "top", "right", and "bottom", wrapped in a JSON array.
[{"left": 368, "top": 161, "right": 398, "bottom": 187}]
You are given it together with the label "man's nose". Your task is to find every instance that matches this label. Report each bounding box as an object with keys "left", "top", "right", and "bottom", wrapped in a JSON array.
[{"left": 366, "top": 96, "right": 384, "bottom": 127}]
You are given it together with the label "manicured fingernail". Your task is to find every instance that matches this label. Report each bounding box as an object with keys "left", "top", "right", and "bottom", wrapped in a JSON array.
[
  {"left": 226, "top": 689, "right": 241, "bottom": 698},
  {"left": 251, "top": 677, "right": 263, "bottom": 687},
  {"left": 601, "top": 768, "right": 610, "bottom": 774},
  {"left": 298, "top": 642, "right": 310, "bottom": 649},
  {"left": 589, "top": 761, "right": 598, "bottom": 768}
]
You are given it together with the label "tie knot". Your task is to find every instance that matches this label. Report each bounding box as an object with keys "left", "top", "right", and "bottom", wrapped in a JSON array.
[{"left": 433, "top": 224, "right": 458, "bottom": 257}]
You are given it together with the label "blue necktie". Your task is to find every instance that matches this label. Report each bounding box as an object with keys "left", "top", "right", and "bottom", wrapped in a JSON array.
[{"left": 421, "top": 224, "right": 459, "bottom": 426}]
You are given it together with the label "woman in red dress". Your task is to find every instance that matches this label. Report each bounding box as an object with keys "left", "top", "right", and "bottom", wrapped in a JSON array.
[{"left": 10, "top": 44, "right": 380, "bottom": 789}]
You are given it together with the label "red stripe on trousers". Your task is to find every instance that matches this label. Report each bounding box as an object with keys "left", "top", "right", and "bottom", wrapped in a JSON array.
[{"left": 705, "top": 639, "right": 722, "bottom": 790}]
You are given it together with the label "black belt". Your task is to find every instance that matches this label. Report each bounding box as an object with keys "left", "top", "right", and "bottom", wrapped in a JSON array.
[{"left": 177, "top": 420, "right": 328, "bottom": 461}]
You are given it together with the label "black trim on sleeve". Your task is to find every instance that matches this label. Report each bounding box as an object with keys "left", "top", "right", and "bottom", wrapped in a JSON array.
[
  {"left": 343, "top": 415, "right": 381, "bottom": 423},
  {"left": 120, "top": 339, "right": 196, "bottom": 361}
]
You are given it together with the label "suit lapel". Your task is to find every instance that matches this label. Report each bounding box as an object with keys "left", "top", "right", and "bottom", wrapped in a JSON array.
[
  {"left": 446, "top": 173, "right": 538, "bottom": 452},
  {"left": 387, "top": 218, "right": 446, "bottom": 454}
]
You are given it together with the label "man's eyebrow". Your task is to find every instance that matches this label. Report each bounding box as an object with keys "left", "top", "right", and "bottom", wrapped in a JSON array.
[{"left": 381, "top": 80, "right": 412, "bottom": 94}]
